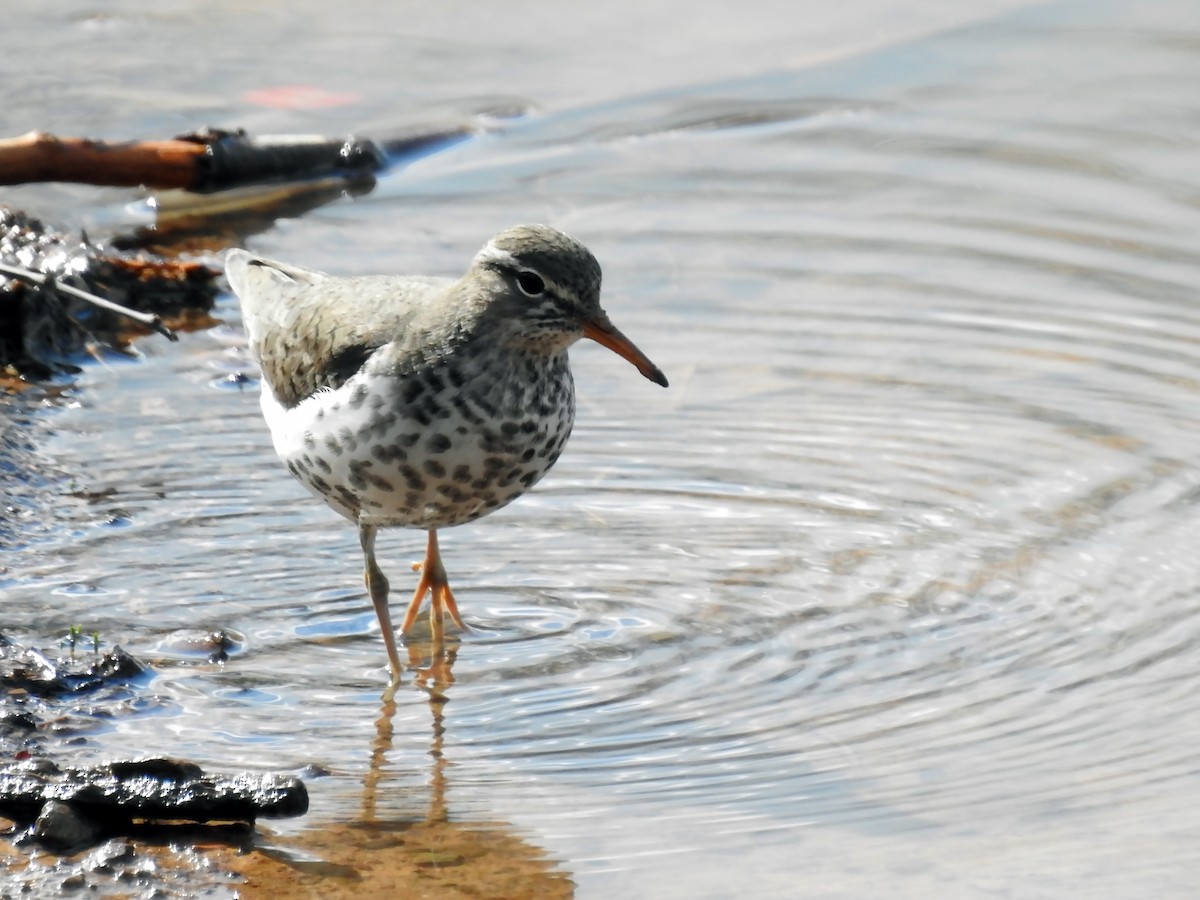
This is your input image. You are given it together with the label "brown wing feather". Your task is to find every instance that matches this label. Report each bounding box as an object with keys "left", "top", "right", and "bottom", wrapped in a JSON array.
[{"left": 225, "top": 249, "right": 445, "bottom": 408}]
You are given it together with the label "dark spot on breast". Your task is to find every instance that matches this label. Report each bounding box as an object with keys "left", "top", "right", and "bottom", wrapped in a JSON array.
[
  {"left": 446, "top": 366, "right": 465, "bottom": 388},
  {"left": 480, "top": 431, "right": 515, "bottom": 454},
  {"left": 452, "top": 465, "right": 472, "bottom": 484},
  {"left": 521, "top": 448, "right": 535, "bottom": 462},
  {"left": 370, "top": 411, "right": 397, "bottom": 435},
  {"left": 424, "top": 460, "right": 446, "bottom": 478},
  {"left": 315, "top": 456, "right": 333, "bottom": 474},
  {"left": 414, "top": 408, "right": 432, "bottom": 427},
  {"left": 366, "top": 473, "right": 395, "bottom": 492},
  {"left": 484, "top": 456, "right": 506, "bottom": 472},
  {"left": 404, "top": 490, "right": 421, "bottom": 508},
  {"left": 348, "top": 383, "right": 369, "bottom": 409},
  {"left": 423, "top": 369, "right": 445, "bottom": 394},
  {"left": 287, "top": 461, "right": 301, "bottom": 478},
  {"left": 399, "top": 433, "right": 421, "bottom": 448},
  {"left": 501, "top": 422, "right": 519, "bottom": 436},
  {"left": 372, "top": 443, "right": 405, "bottom": 464},
  {"left": 438, "top": 484, "right": 468, "bottom": 503},
  {"left": 520, "top": 421, "right": 537, "bottom": 434},
  {"left": 348, "top": 460, "right": 372, "bottom": 490},
  {"left": 309, "top": 474, "right": 331, "bottom": 494},
  {"left": 541, "top": 429, "right": 570, "bottom": 458},
  {"left": 399, "top": 465, "right": 425, "bottom": 490},
  {"left": 324, "top": 436, "right": 342, "bottom": 456},
  {"left": 427, "top": 433, "right": 452, "bottom": 454},
  {"left": 520, "top": 471, "right": 540, "bottom": 487},
  {"left": 452, "top": 395, "right": 484, "bottom": 425},
  {"left": 402, "top": 380, "right": 424, "bottom": 405}
]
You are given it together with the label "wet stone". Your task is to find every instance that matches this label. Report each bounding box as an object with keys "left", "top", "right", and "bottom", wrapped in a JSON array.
[
  {"left": 0, "top": 756, "right": 309, "bottom": 848},
  {"left": 33, "top": 800, "right": 102, "bottom": 852},
  {"left": 1, "top": 640, "right": 148, "bottom": 697},
  {"left": 82, "top": 838, "right": 136, "bottom": 873},
  {"left": 159, "top": 628, "right": 245, "bottom": 663}
]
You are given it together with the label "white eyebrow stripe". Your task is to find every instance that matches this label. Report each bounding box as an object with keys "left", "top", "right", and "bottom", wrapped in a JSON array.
[
  {"left": 475, "top": 244, "right": 569, "bottom": 298},
  {"left": 474, "top": 243, "right": 518, "bottom": 267}
]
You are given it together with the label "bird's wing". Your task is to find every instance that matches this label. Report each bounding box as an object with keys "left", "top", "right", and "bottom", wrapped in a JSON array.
[{"left": 225, "top": 249, "right": 449, "bottom": 408}]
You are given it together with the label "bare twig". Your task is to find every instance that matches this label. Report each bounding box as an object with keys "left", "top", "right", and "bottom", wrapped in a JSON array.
[{"left": 0, "top": 261, "right": 178, "bottom": 342}]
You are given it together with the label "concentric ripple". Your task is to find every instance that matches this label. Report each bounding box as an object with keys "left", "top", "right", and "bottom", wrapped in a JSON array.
[{"left": 4, "top": 1, "right": 1200, "bottom": 896}]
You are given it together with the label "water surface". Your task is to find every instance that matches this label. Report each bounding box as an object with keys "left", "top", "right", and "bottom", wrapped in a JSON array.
[{"left": 3, "top": 0, "right": 1200, "bottom": 896}]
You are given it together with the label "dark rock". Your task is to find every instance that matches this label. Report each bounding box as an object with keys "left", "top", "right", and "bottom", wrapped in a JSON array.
[
  {"left": 0, "top": 756, "right": 309, "bottom": 836},
  {"left": 33, "top": 799, "right": 102, "bottom": 852},
  {"left": 0, "top": 712, "right": 37, "bottom": 732},
  {"left": 0, "top": 641, "right": 148, "bottom": 696}
]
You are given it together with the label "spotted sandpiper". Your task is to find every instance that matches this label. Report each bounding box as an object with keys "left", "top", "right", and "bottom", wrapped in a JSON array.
[{"left": 226, "top": 225, "right": 667, "bottom": 678}]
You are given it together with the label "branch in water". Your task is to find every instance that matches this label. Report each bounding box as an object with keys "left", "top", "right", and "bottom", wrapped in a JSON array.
[{"left": 0, "top": 261, "right": 177, "bottom": 342}]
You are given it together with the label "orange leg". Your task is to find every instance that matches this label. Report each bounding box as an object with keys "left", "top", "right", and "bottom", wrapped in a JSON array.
[
  {"left": 359, "top": 524, "right": 403, "bottom": 681},
  {"left": 400, "top": 529, "right": 469, "bottom": 639}
]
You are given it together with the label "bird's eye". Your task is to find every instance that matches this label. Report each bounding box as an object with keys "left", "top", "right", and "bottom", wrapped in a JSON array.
[{"left": 516, "top": 271, "right": 546, "bottom": 297}]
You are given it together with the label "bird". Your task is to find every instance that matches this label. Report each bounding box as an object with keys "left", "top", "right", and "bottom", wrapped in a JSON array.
[{"left": 225, "top": 225, "right": 667, "bottom": 679}]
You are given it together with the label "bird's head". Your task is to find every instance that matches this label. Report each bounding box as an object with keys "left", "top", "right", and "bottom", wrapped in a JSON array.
[{"left": 469, "top": 224, "right": 668, "bottom": 387}]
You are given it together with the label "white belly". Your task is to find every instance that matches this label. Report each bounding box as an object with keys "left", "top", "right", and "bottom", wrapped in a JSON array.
[{"left": 260, "top": 371, "right": 573, "bottom": 530}]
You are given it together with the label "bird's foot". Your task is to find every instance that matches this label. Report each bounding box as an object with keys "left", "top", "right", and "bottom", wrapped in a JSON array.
[{"left": 401, "top": 543, "right": 468, "bottom": 638}]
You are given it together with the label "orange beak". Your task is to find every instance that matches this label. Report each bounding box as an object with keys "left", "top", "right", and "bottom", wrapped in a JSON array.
[{"left": 583, "top": 314, "right": 669, "bottom": 387}]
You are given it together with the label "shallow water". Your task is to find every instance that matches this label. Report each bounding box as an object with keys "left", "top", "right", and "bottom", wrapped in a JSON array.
[{"left": 4, "top": 0, "right": 1200, "bottom": 896}]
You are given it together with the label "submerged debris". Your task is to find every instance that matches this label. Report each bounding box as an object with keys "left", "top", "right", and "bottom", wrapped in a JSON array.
[
  {"left": 0, "top": 207, "right": 218, "bottom": 381},
  {"left": 0, "top": 634, "right": 147, "bottom": 696}
]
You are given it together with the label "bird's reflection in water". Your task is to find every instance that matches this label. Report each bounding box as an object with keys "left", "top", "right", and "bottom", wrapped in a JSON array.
[
  {"left": 236, "top": 639, "right": 574, "bottom": 898},
  {"left": 363, "top": 636, "right": 458, "bottom": 825}
]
